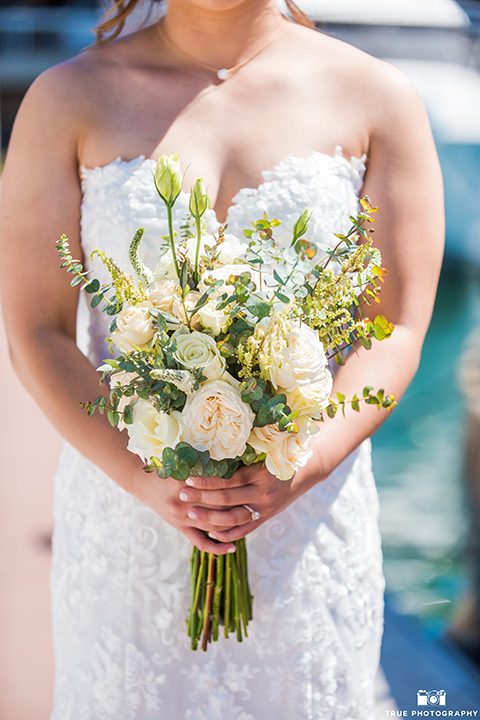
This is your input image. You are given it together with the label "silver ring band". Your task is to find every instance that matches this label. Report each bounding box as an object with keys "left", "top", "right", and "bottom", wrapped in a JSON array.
[{"left": 243, "top": 504, "right": 261, "bottom": 522}]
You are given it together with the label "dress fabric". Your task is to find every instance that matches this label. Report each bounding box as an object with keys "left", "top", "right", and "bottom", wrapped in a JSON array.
[{"left": 50, "top": 146, "right": 385, "bottom": 720}]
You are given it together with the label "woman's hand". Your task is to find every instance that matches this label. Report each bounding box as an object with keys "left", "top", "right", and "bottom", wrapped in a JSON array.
[
  {"left": 132, "top": 468, "right": 240, "bottom": 555},
  {"left": 174, "top": 463, "right": 309, "bottom": 545}
]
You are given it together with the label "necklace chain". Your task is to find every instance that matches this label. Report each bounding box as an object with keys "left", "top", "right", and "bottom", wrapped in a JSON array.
[{"left": 157, "top": 21, "right": 285, "bottom": 81}]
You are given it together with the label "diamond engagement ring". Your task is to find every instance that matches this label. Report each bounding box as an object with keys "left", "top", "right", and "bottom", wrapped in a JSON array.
[{"left": 243, "top": 504, "right": 261, "bottom": 522}]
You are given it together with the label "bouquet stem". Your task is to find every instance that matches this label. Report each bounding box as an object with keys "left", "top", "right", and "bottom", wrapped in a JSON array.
[{"left": 187, "top": 538, "right": 253, "bottom": 651}]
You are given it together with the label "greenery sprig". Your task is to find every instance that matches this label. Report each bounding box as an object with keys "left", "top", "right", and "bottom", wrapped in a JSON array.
[
  {"left": 322, "top": 386, "right": 397, "bottom": 420},
  {"left": 56, "top": 234, "right": 118, "bottom": 315}
]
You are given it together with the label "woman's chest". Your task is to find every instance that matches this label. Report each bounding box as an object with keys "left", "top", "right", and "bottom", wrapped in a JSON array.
[{"left": 80, "top": 64, "right": 367, "bottom": 222}]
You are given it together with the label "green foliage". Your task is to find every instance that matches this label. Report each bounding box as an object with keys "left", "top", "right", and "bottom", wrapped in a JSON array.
[
  {"left": 91, "top": 249, "right": 146, "bottom": 305},
  {"left": 143, "top": 442, "right": 242, "bottom": 481},
  {"left": 320, "top": 386, "right": 397, "bottom": 421},
  {"left": 56, "top": 234, "right": 119, "bottom": 314},
  {"left": 239, "top": 377, "right": 297, "bottom": 431},
  {"left": 129, "top": 228, "right": 153, "bottom": 288}
]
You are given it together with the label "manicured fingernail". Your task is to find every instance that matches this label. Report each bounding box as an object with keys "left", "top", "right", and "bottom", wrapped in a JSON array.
[
  {"left": 208, "top": 532, "right": 217, "bottom": 539},
  {"left": 227, "top": 546, "right": 236, "bottom": 553},
  {"left": 185, "top": 478, "right": 194, "bottom": 486},
  {"left": 188, "top": 510, "right": 197, "bottom": 520},
  {"left": 179, "top": 491, "right": 189, "bottom": 501}
]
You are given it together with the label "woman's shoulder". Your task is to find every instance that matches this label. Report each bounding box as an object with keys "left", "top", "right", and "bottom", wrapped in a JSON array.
[
  {"left": 16, "top": 32, "right": 143, "bottom": 154},
  {"left": 17, "top": 53, "right": 101, "bottom": 137},
  {"left": 24, "top": 24, "right": 153, "bottom": 108},
  {"left": 301, "top": 25, "right": 417, "bottom": 100},
  {"left": 293, "top": 24, "right": 424, "bottom": 140}
]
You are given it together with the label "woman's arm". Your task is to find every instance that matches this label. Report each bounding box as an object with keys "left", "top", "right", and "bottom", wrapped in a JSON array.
[
  {"left": 304, "top": 63, "right": 445, "bottom": 480},
  {"left": 179, "top": 64, "right": 445, "bottom": 541},
  {"left": 0, "top": 64, "right": 235, "bottom": 555}
]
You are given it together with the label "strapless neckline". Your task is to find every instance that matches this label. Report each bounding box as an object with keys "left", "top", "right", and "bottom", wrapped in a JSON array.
[{"left": 80, "top": 146, "right": 368, "bottom": 225}]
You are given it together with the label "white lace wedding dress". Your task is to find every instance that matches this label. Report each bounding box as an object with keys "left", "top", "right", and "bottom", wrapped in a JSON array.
[{"left": 50, "top": 146, "right": 385, "bottom": 720}]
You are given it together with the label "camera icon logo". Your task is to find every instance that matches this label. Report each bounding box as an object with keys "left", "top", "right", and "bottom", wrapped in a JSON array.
[{"left": 417, "top": 690, "right": 447, "bottom": 706}]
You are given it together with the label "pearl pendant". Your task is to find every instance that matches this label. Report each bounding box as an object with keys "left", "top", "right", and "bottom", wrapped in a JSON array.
[{"left": 216, "top": 68, "right": 230, "bottom": 81}]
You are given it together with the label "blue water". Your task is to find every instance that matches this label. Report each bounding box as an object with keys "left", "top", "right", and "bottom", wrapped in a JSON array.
[{"left": 372, "top": 266, "right": 480, "bottom": 634}]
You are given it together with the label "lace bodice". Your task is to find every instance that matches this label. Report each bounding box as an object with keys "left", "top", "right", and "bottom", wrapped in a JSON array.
[
  {"left": 78, "top": 147, "right": 367, "bottom": 366},
  {"left": 51, "top": 146, "right": 386, "bottom": 720}
]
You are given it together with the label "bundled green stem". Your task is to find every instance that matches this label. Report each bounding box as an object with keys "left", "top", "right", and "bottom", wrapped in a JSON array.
[{"left": 187, "top": 539, "right": 253, "bottom": 651}]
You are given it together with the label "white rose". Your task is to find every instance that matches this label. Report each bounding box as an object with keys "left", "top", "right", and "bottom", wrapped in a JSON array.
[
  {"left": 181, "top": 380, "right": 255, "bottom": 460},
  {"left": 126, "top": 399, "right": 183, "bottom": 462},
  {"left": 283, "top": 376, "right": 333, "bottom": 420},
  {"left": 110, "top": 302, "right": 155, "bottom": 353},
  {"left": 147, "top": 278, "right": 179, "bottom": 313},
  {"left": 186, "top": 234, "right": 213, "bottom": 265},
  {"left": 186, "top": 233, "right": 247, "bottom": 267},
  {"left": 248, "top": 418, "right": 320, "bottom": 481},
  {"left": 153, "top": 251, "right": 178, "bottom": 280},
  {"left": 196, "top": 299, "right": 231, "bottom": 336},
  {"left": 109, "top": 370, "right": 140, "bottom": 430},
  {"left": 265, "top": 322, "right": 329, "bottom": 392},
  {"left": 216, "top": 233, "right": 248, "bottom": 265},
  {"left": 173, "top": 327, "right": 226, "bottom": 381},
  {"left": 199, "top": 263, "right": 260, "bottom": 294}
]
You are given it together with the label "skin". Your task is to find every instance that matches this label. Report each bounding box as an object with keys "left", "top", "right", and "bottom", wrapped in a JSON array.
[{"left": 0, "top": 0, "right": 444, "bottom": 555}]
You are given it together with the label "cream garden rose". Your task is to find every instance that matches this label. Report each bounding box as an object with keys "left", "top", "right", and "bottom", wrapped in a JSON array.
[
  {"left": 283, "top": 377, "right": 333, "bottom": 420},
  {"left": 181, "top": 379, "right": 255, "bottom": 460},
  {"left": 170, "top": 290, "right": 203, "bottom": 329},
  {"left": 173, "top": 327, "right": 226, "bottom": 381},
  {"left": 248, "top": 418, "right": 320, "bottom": 481},
  {"left": 126, "top": 399, "right": 183, "bottom": 462},
  {"left": 110, "top": 301, "right": 155, "bottom": 353},
  {"left": 147, "top": 278, "right": 179, "bottom": 313},
  {"left": 265, "top": 322, "right": 330, "bottom": 392}
]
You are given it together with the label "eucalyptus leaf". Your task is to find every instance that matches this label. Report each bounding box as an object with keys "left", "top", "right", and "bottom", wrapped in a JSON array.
[
  {"left": 107, "top": 409, "right": 119, "bottom": 427},
  {"left": 171, "top": 459, "right": 191, "bottom": 482},
  {"left": 123, "top": 405, "right": 133, "bottom": 425},
  {"left": 246, "top": 298, "right": 270, "bottom": 319},
  {"left": 162, "top": 447, "right": 180, "bottom": 471},
  {"left": 85, "top": 279, "right": 100, "bottom": 293},
  {"left": 176, "top": 444, "right": 199, "bottom": 467}
]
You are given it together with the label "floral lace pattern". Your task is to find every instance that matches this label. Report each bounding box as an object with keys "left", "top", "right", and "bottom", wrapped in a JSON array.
[{"left": 51, "top": 148, "right": 385, "bottom": 720}]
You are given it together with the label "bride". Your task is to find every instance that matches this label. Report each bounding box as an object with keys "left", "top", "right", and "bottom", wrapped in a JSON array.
[{"left": 0, "top": 0, "right": 444, "bottom": 717}]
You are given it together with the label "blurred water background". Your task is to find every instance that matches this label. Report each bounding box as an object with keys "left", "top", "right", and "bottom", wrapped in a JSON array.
[
  {"left": 2, "top": 0, "right": 480, "bottom": 715},
  {"left": 374, "top": 267, "right": 480, "bottom": 631}
]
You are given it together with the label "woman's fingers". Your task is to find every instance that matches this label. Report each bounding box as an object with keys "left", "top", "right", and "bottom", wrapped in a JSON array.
[
  {"left": 182, "top": 527, "right": 237, "bottom": 555},
  {"left": 208, "top": 523, "right": 258, "bottom": 543},
  {"left": 185, "top": 467, "right": 253, "bottom": 491},
  {"left": 187, "top": 504, "right": 254, "bottom": 529},
  {"left": 179, "top": 484, "right": 256, "bottom": 508}
]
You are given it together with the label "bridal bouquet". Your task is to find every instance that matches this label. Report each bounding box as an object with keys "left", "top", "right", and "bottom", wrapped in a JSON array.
[{"left": 57, "top": 153, "right": 395, "bottom": 651}]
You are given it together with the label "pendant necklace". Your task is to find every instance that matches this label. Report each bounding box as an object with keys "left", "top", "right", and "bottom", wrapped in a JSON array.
[{"left": 157, "top": 21, "right": 285, "bottom": 82}]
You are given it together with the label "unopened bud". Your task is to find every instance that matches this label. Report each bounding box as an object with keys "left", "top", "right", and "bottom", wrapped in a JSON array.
[
  {"left": 154, "top": 153, "right": 183, "bottom": 207},
  {"left": 292, "top": 208, "right": 311, "bottom": 242},
  {"left": 189, "top": 178, "right": 209, "bottom": 219}
]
